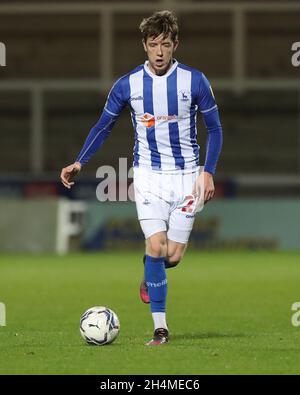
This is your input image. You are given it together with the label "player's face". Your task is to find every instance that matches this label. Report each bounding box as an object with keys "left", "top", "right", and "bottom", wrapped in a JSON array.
[{"left": 143, "top": 33, "right": 179, "bottom": 76}]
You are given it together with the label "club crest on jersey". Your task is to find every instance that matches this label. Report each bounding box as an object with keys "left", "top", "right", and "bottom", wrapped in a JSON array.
[
  {"left": 139, "top": 113, "right": 155, "bottom": 128},
  {"left": 179, "top": 90, "right": 190, "bottom": 102}
]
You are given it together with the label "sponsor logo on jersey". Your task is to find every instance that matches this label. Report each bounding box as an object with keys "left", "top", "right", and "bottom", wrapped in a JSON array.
[
  {"left": 156, "top": 115, "right": 178, "bottom": 122},
  {"left": 130, "top": 95, "right": 143, "bottom": 101},
  {"left": 138, "top": 113, "right": 180, "bottom": 128},
  {"left": 139, "top": 113, "right": 155, "bottom": 128}
]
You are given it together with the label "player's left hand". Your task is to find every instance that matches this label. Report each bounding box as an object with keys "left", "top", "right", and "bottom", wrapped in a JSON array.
[
  {"left": 60, "top": 162, "right": 82, "bottom": 189},
  {"left": 202, "top": 171, "right": 215, "bottom": 203},
  {"left": 192, "top": 171, "right": 215, "bottom": 204}
]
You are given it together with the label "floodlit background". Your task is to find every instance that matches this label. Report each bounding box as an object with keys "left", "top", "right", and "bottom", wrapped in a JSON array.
[{"left": 0, "top": 0, "right": 300, "bottom": 253}]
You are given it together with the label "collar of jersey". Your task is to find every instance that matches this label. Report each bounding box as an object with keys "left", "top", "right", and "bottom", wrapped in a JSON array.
[{"left": 144, "top": 59, "right": 178, "bottom": 78}]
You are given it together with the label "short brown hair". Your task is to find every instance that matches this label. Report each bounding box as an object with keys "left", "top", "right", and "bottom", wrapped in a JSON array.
[{"left": 139, "top": 10, "right": 178, "bottom": 42}]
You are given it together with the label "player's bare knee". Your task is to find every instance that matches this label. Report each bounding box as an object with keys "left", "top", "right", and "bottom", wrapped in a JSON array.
[
  {"left": 148, "top": 241, "right": 167, "bottom": 257},
  {"left": 167, "top": 253, "right": 182, "bottom": 266},
  {"left": 167, "top": 242, "right": 186, "bottom": 265},
  {"left": 147, "top": 235, "right": 167, "bottom": 257}
]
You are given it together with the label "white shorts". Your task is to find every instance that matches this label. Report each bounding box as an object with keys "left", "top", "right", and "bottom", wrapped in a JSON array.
[{"left": 133, "top": 166, "right": 200, "bottom": 244}]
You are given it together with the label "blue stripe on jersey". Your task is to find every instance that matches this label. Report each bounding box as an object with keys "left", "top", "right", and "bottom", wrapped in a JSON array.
[
  {"left": 190, "top": 107, "right": 199, "bottom": 165},
  {"left": 167, "top": 70, "right": 185, "bottom": 169},
  {"left": 123, "top": 73, "right": 139, "bottom": 167},
  {"left": 143, "top": 71, "right": 161, "bottom": 169},
  {"left": 190, "top": 70, "right": 200, "bottom": 165},
  {"left": 132, "top": 111, "right": 139, "bottom": 166}
]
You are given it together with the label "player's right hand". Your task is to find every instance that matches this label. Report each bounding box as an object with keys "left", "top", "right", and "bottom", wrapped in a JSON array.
[{"left": 60, "top": 162, "right": 82, "bottom": 189}]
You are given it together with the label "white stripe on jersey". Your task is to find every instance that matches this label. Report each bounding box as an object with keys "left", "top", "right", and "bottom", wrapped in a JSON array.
[
  {"left": 201, "top": 104, "right": 217, "bottom": 113},
  {"left": 152, "top": 77, "right": 176, "bottom": 169}
]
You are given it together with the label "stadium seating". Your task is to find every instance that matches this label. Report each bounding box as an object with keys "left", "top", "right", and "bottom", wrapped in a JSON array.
[{"left": 0, "top": 7, "right": 299, "bottom": 175}]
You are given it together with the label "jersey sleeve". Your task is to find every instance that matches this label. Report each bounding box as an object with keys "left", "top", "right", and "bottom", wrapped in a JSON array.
[
  {"left": 196, "top": 72, "right": 223, "bottom": 174},
  {"left": 75, "top": 111, "right": 117, "bottom": 166},
  {"left": 75, "top": 76, "right": 129, "bottom": 166},
  {"left": 196, "top": 72, "right": 218, "bottom": 114},
  {"left": 202, "top": 108, "right": 223, "bottom": 174},
  {"left": 104, "top": 77, "right": 128, "bottom": 117}
]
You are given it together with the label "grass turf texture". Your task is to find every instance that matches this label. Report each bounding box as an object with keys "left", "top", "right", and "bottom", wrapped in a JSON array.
[{"left": 0, "top": 251, "right": 300, "bottom": 375}]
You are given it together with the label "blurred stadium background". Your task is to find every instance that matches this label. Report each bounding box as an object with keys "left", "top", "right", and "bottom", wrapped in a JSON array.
[{"left": 0, "top": 0, "right": 300, "bottom": 254}]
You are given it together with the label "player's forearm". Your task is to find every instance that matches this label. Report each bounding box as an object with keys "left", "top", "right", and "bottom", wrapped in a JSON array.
[
  {"left": 76, "top": 110, "right": 117, "bottom": 166},
  {"left": 203, "top": 108, "right": 223, "bottom": 174}
]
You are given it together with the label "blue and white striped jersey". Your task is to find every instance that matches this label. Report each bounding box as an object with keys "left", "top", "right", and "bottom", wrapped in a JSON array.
[
  {"left": 76, "top": 59, "right": 222, "bottom": 174},
  {"left": 105, "top": 60, "right": 217, "bottom": 171}
]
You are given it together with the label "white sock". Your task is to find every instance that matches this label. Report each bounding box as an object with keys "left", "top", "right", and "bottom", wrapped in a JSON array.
[{"left": 152, "top": 312, "right": 168, "bottom": 331}]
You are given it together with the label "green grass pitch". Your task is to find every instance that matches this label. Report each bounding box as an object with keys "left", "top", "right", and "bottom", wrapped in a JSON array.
[{"left": 0, "top": 251, "right": 300, "bottom": 375}]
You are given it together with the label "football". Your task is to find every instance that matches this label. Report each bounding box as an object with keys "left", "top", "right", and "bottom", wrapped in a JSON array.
[{"left": 80, "top": 306, "right": 120, "bottom": 345}]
